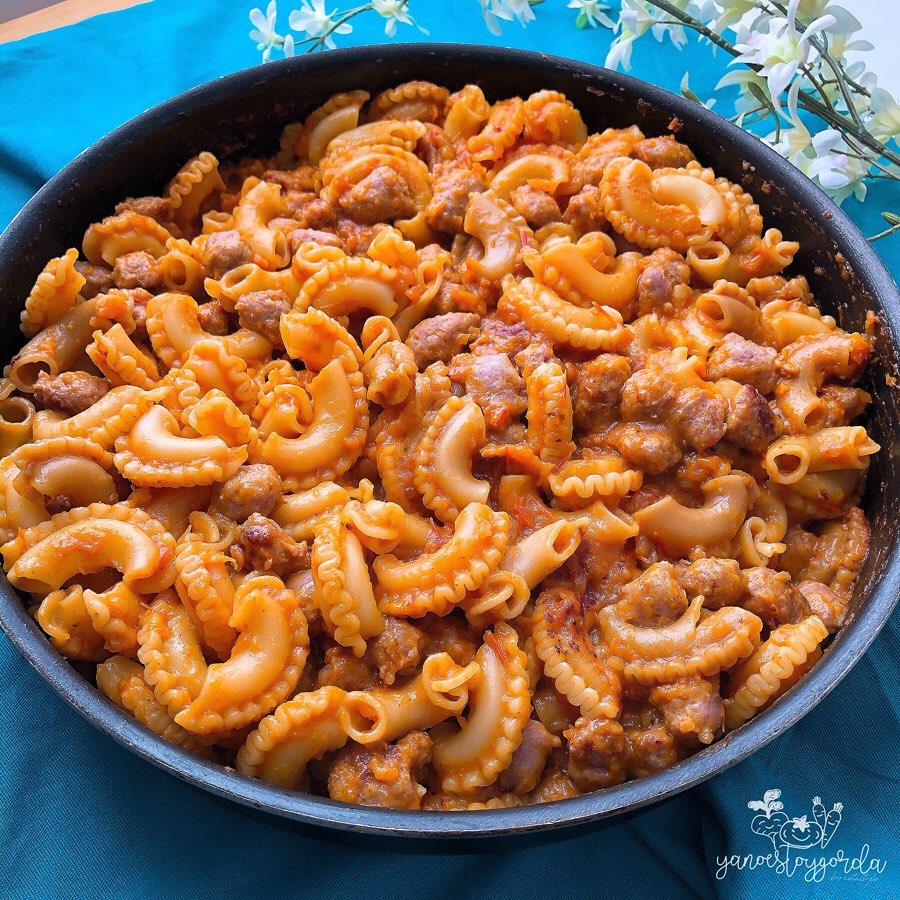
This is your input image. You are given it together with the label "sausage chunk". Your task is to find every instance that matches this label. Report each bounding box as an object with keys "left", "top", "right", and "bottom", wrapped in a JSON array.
[
  {"left": 288, "top": 228, "right": 342, "bottom": 252},
  {"left": 426, "top": 162, "right": 487, "bottom": 234},
  {"left": 33, "top": 371, "right": 109, "bottom": 415},
  {"left": 423, "top": 614, "right": 478, "bottom": 666},
  {"left": 677, "top": 558, "right": 744, "bottom": 609},
  {"left": 405, "top": 312, "right": 480, "bottom": 368},
  {"left": 509, "top": 185, "right": 562, "bottom": 230},
  {"left": 572, "top": 353, "right": 632, "bottom": 432},
  {"left": 115, "top": 195, "right": 172, "bottom": 223},
  {"left": 112, "top": 251, "right": 162, "bottom": 292},
  {"left": 233, "top": 513, "right": 305, "bottom": 576},
  {"left": 798, "top": 580, "right": 847, "bottom": 632},
  {"left": 449, "top": 351, "right": 527, "bottom": 430},
  {"left": 740, "top": 567, "right": 811, "bottom": 629},
  {"left": 669, "top": 387, "right": 727, "bottom": 451},
  {"left": 316, "top": 644, "right": 378, "bottom": 691},
  {"left": 617, "top": 562, "right": 686, "bottom": 626},
  {"left": 74, "top": 261, "right": 114, "bottom": 299},
  {"left": 725, "top": 385, "right": 776, "bottom": 454},
  {"left": 649, "top": 677, "right": 723, "bottom": 745},
  {"left": 328, "top": 732, "right": 433, "bottom": 810},
  {"left": 635, "top": 248, "right": 692, "bottom": 317},
  {"left": 339, "top": 165, "right": 418, "bottom": 225},
  {"left": 607, "top": 423, "right": 682, "bottom": 474},
  {"left": 562, "top": 184, "right": 606, "bottom": 235},
  {"left": 201, "top": 229, "right": 252, "bottom": 278},
  {"left": 620, "top": 368, "right": 675, "bottom": 421},
  {"left": 197, "top": 299, "right": 231, "bottom": 336},
  {"left": 565, "top": 717, "right": 628, "bottom": 791},
  {"left": 632, "top": 136, "right": 695, "bottom": 170},
  {"left": 707, "top": 333, "right": 777, "bottom": 394},
  {"left": 366, "top": 617, "right": 427, "bottom": 686},
  {"left": 234, "top": 289, "right": 290, "bottom": 347},
  {"left": 497, "top": 720, "right": 559, "bottom": 793},
  {"left": 211, "top": 464, "right": 283, "bottom": 522}
]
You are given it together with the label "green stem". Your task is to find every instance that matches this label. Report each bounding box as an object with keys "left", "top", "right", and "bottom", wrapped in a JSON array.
[{"left": 868, "top": 221, "right": 900, "bottom": 242}]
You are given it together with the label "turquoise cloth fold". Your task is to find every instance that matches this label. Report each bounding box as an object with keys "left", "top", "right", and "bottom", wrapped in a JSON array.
[{"left": 0, "top": 2, "right": 897, "bottom": 897}]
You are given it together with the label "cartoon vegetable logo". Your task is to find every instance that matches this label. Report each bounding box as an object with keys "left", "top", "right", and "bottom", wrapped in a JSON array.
[{"left": 748, "top": 790, "right": 843, "bottom": 863}]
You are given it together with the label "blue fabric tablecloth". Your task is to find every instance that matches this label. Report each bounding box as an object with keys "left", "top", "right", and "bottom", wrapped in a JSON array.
[{"left": 0, "top": 2, "right": 897, "bottom": 897}]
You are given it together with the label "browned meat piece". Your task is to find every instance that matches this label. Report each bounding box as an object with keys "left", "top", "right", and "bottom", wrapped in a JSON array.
[
  {"left": 405, "top": 312, "right": 480, "bottom": 368},
  {"left": 115, "top": 195, "right": 172, "bottom": 223},
  {"left": 288, "top": 228, "right": 342, "bottom": 252},
  {"left": 797, "top": 507, "right": 870, "bottom": 600},
  {"left": 620, "top": 368, "right": 675, "bottom": 421},
  {"left": 426, "top": 162, "right": 487, "bottom": 234},
  {"left": 621, "top": 706, "right": 680, "bottom": 777},
  {"left": 635, "top": 248, "right": 692, "bottom": 317},
  {"left": 449, "top": 352, "right": 527, "bottom": 431},
  {"left": 316, "top": 644, "right": 378, "bottom": 690},
  {"left": 74, "top": 261, "right": 114, "bottom": 299},
  {"left": 234, "top": 289, "right": 290, "bottom": 347},
  {"left": 571, "top": 353, "right": 631, "bottom": 432},
  {"left": 470, "top": 314, "right": 548, "bottom": 362},
  {"left": 649, "top": 677, "right": 723, "bottom": 745},
  {"left": 423, "top": 613, "right": 478, "bottom": 666},
  {"left": 112, "top": 251, "right": 162, "bottom": 291},
  {"left": 197, "top": 299, "right": 231, "bottom": 336},
  {"left": 528, "top": 769, "right": 580, "bottom": 803},
  {"left": 233, "top": 513, "right": 305, "bottom": 576},
  {"left": 632, "top": 135, "right": 695, "bottom": 170},
  {"left": 262, "top": 168, "right": 317, "bottom": 192},
  {"left": 707, "top": 333, "right": 778, "bottom": 394},
  {"left": 562, "top": 184, "right": 606, "bottom": 235},
  {"left": 339, "top": 166, "right": 418, "bottom": 225},
  {"left": 286, "top": 193, "right": 336, "bottom": 230},
  {"left": 818, "top": 385, "right": 871, "bottom": 427},
  {"left": 617, "top": 562, "right": 687, "bottom": 626},
  {"left": 119, "top": 287, "right": 152, "bottom": 339},
  {"left": 725, "top": 385, "right": 776, "bottom": 454},
  {"left": 778, "top": 526, "right": 819, "bottom": 580},
  {"left": 33, "top": 371, "right": 109, "bottom": 415},
  {"left": 366, "top": 617, "right": 427, "bottom": 685},
  {"left": 328, "top": 731, "right": 433, "bottom": 810},
  {"left": 211, "top": 464, "right": 283, "bottom": 522},
  {"left": 798, "top": 580, "right": 847, "bottom": 632},
  {"left": 201, "top": 229, "right": 253, "bottom": 279},
  {"left": 677, "top": 557, "right": 744, "bottom": 608},
  {"left": 669, "top": 387, "right": 727, "bottom": 451},
  {"left": 607, "top": 422, "right": 682, "bottom": 474},
  {"left": 564, "top": 717, "right": 628, "bottom": 791},
  {"left": 740, "top": 567, "right": 811, "bottom": 629},
  {"left": 285, "top": 569, "right": 324, "bottom": 638},
  {"left": 513, "top": 340, "right": 554, "bottom": 375},
  {"left": 509, "top": 185, "right": 562, "bottom": 229},
  {"left": 497, "top": 720, "right": 559, "bottom": 793}
]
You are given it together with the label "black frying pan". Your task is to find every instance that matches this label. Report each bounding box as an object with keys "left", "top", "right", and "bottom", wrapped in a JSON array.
[{"left": 0, "top": 44, "right": 897, "bottom": 842}]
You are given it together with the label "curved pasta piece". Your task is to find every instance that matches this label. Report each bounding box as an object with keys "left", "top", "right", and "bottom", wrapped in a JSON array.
[
  {"left": 181, "top": 340, "right": 258, "bottom": 415},
  {"left": 175, "top": 574, "right": 309, "bottom": 734},
  {"left": 688, "top": 230, "right": 799, "bottom": 286},
  {"left": 300, "top": 90, "right": 369, "bottom": 165},
  {"left": 233, "top": 179, "right": 289, "bottom": 268},
  {"left": 598, "top": 596, "right": 763, "bottom": 685},
  {"left": 3, "top": 502, "right": 176, "bottom": 595},
  {"left": 205, "top": 262, "right": 301, "bottom": 311},
  {"left": 724, "top": 615, "right": 828, "bottom": 728},
  {"left": 235, "top": 686, "right": 349, "bottom": 788},
  {"left": 311, "top": 512, "right": 384, "bottom": 657},
  {"left": 279, "top": 306, "right": 364, "bottom": 374},
  {"left": 760, "top": 297, "right": 836, "bottom": 350},
  {"left": 137, "top": 590, "right": 208, "bottom": 717},
  {"left": 340, "top": 498, "right": 405, "bottom": 554},
  {"left": 21, "top": 248, "right": 84, "bottom": 337},
  {"left": 174, "top": 513, "right": 239, "bottom": 660},
  {"left": 533, "top": 588, "right": 621, "bottom": 719},
  {"left": 146, "top": 292, "right": 272, "bottom": 368},
  {"left": 374, "top": 502, "right": 509, "bottom": 618},
  {"left": 0, "top": 456, "right": 48, "bottom": 544},
  {"left": 167, "top": 151, "right": 225, "bottom": 232},
  {"left": 83, "top": 581, "right": 144, "bottom": 657},
  {"left": 491, "top": 152, "right": 571, "bottom": 200},
  {"left": 293, "top": 255, "right": 399, "bottom": 318},
  {"left": 694, "top": 279, "right": 761, "bottom": 339},
  {"left": 361, "top": 339, "right": 416, "bottom": 407},
  {"left": 465, "top": 519, "right": 585, "bottom": 624},
  {"left": 114, "top": 402, "right": 247, "bottom": 487},
  {"left": 322, "top": 119, "right": 427, "bottom": 161},
  {"left": 83, "top": 212, "right": 172, "bottom": 266},
  {"left": 0, "top": 395, "right": 35, "bottom": 458},
  {"left": 467, "top": 97, "right": 525, "bottom": 162},
  {"left": 413, "top": 395, "right": 490, "bottom": 523},
  {"left": 634, "top": 473, "right": 756, "bottom": 558},
  {"left": 463, "top": 192, "right": 532, "bottom": 282},
  {"left": 36, "top": 585, "right": 107, "bottom": 661},
  {"left": 526, "top": 361, "right": 575, "bottom": 464},
  {"left": 87, "top": 324, "right": 160, "bottom": 390},
  {"left": 548, "top": 456, "right": 643, "bottom": 504},
  {"left": 737, "top": 490, "right": 788, "bottom": 568},
  {"left": 370, "top": 80, "right": 449, "bottom": 122},
  {"left": 765, "top": 426, "right": 879, "bottom": 485},
  {"left": 443, "top": 84, "right": 490, "bottom": 141},
  {"left": 431, "top": 624, "right": 531, "bottom": 793},
  {"left": 271, "top": 480, "right": 354, "bottom": 542},
  {"left": 499, "top": 277, "right": 630, "bottom": 352}
]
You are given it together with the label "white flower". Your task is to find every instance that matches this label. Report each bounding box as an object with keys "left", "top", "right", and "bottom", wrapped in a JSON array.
[
  {"left": 372, "top": 0, "right": 413, "bottom": 37},
  {"left": 605, "top": 1, "right": 687, "bottom": 72},
  {"left": 477, "top": 0, "right": 536, "bottom": 36},
  {"left": 249, "top": 1, "right": 285, "bottom": 62},
  {"left": 704, "top": 0, "right": 758, "bottom": 34},
  {"left": 868, "top": 87, "right": 900, "bottom": 143},
  {"left": 289, "top": 0, "right": 352, "bottom": 49},
  {"left": 567, "top": 0, "right": 615, "bottom": 30},
  {"left": 680, "top": 73, "right": 716, "bottom": 110}
]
